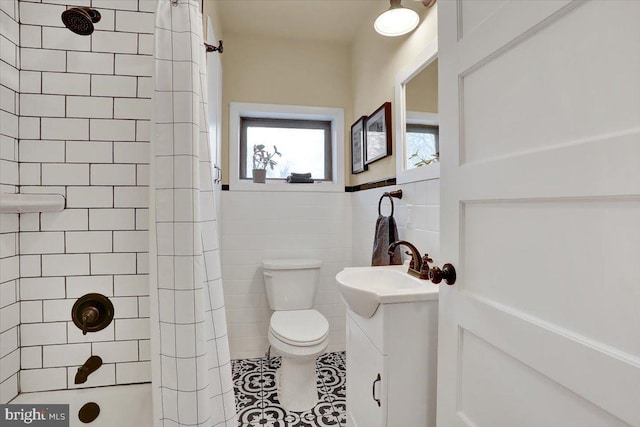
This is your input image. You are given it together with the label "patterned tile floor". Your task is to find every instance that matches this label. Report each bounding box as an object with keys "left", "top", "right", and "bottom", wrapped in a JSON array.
[{"left": 232, "top": 352, "right": 347, "bottom": 427}]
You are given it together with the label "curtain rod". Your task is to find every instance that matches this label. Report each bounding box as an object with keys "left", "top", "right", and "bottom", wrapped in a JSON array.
[
  {"left": 204, "top": 40, "right": 223, "bottom": 54},
  {"left": 169, "top": 0, "right": 221, "bottom": 53}
]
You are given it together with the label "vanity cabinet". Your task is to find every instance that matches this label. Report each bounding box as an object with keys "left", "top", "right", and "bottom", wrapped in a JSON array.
[
  {"left": 345, "top": 298, "right": 438, "bottom": 427},
  {"left": 346, "top": 317, "right": 386, "bottom": 427}
]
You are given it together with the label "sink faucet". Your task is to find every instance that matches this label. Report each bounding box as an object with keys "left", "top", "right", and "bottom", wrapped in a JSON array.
[
  {"left": 74, "top": 355, "right": 103, "bottom": 384},
  {"left": 387, "top": 240, "right": 432, "bottom": 280}
]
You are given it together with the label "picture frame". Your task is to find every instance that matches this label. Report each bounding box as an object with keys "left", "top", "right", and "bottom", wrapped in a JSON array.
[
  {"left": 364, "top": 102, "right": 392, "bottom": 165},
  {"left": 351, "top": 115, "right": 368, "bottom": 174}
]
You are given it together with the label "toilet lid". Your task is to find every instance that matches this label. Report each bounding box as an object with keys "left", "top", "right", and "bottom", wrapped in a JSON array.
[{"left": 270, "top": 310, "right": 329, "bottom": 347}]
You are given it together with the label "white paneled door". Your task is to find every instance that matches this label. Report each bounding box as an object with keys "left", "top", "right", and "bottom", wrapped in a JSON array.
[{"left": 437, "top": 1, "right": 640, "bottom": 426}]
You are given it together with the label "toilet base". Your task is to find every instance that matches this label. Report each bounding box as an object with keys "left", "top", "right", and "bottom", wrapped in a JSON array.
[
  {"left": 275, "top": 355, "right": 319, "bottom": 412},
  {"left": 266, "top": 311, "right": 329, "bottom": 413}
]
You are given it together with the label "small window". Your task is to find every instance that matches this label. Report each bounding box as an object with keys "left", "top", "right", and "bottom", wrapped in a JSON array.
[
  {"left": 239, "top": 118, "right": 332, "bottom": 181},
  {"left": 405, "top": 124, "right": 439, "bottom": 170}
]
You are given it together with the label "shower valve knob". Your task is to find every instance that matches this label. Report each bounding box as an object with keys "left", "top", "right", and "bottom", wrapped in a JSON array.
[
  {"left": 82, "top": 307, "right": 99, "bottom": 322},
  {"left": 81, "top": 307, "right": 100, "bottom": 335},
  {"left": 72, "top": 293, "right": 114, "bottom": 336},
  {"left": 428, "top": 263, "right": 457, "bottom": 285}
]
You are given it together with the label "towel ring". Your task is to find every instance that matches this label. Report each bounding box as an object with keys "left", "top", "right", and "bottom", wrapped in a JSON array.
[{"left": 378, "top": 189, "right": 403, "bottom": 217}]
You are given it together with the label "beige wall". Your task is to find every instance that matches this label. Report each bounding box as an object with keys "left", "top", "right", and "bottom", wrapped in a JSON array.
[
  {"left": 406, "top": 58, "right": 438, "bottom": 114},
  {"left": 203, "top": 0, "right": 224, "bottom": 43},
  {"left": 350, "top": 4, "right": 438, "bottom": 185},
  {"left": 220, "top": 33, "right": 352, "bottom": 184},
  {"left": 216, "top": 3, "right": 437, "bottom": 186}
]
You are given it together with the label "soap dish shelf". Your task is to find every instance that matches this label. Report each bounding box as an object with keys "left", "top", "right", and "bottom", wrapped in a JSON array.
[{"left": 0, "top": 193, "right": 66, "bottom": 214}]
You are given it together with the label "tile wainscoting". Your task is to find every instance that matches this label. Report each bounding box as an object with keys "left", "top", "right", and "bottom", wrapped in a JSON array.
[
  {"left": 220, "top": 191, "right": 351, "bottom": 359},
  {"left": 220, "top": 178, "right": 440, "bottom": 360}
]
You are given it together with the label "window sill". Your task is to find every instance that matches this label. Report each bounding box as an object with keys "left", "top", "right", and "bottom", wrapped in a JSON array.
[{"left": 230, "top": 180, "right": 343, "bottom": 193}]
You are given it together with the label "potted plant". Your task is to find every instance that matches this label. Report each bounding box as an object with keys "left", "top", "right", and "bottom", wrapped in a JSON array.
[
  {"left": 252, "top": 144, "right": 281, "bottom": 183},
  {"left": 409, "top": 151, "right": 439, "bottom": 167}
]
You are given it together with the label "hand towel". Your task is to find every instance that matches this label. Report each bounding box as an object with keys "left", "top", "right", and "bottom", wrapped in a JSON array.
[{"left": 371, "top": 215, "right": 403, "bottom": 266}]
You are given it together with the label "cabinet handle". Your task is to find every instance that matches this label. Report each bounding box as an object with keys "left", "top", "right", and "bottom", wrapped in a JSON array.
[{"left": 372, "top": 373, "right": 381, "bottom": 407}]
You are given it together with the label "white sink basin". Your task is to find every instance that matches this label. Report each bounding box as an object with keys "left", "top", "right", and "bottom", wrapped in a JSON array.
[{"left": 335, "top": 265, "right": 439, "bottom": 318}]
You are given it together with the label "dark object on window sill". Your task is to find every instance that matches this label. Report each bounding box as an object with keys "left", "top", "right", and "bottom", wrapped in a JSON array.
[
  {"left": 290, "top": 172, "right": 312, "bottom": 179},
  {"left": 286, "top": 176, "right": 315, "bottom": 184},
  {"left": 286, "top": 172, "right": 314, "bottom": 183}
]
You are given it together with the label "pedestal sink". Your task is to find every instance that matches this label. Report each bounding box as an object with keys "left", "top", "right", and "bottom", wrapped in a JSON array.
[{"left": 335, "top": 265, "right": 438, "bottom": 318}]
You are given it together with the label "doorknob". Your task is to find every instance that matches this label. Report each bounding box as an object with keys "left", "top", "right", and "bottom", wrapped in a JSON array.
[{"left": 428, "top": 263, "right": 457, "bottom": 285}]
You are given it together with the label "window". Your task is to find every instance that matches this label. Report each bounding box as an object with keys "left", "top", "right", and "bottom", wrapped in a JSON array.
[
  {"left": 240, "top": 118, "right": 332, "bottom": 181},
  {"left": 229, "top": 103, "right": 345, "bottom": 192},
  {"left": 405, "top": 124, "right": 439, "bottom": 170}
]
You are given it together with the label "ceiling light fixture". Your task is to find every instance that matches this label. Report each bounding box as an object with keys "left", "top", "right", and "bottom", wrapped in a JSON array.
[{"left": 374, "top": 0, "right": 436, "bottom": 37}]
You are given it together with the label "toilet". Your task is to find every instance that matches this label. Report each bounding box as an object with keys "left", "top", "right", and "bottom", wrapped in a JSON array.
[{"left": 263, "top": 259, "right": 329, "bottom": 412}]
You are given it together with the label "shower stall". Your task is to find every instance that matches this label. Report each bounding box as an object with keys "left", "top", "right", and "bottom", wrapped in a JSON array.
[{"left": 0, "top": 1, "right": 235, "bottom": 425}]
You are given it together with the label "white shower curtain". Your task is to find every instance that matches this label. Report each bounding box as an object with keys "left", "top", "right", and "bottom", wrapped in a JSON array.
[{"left": 150, "top": 1, "right": 237, "bottom": 426}]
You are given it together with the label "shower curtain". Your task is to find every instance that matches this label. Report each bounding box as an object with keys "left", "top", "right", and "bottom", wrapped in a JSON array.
[{"left": 150, "top": 1, "right": 237, "bottom": 426}]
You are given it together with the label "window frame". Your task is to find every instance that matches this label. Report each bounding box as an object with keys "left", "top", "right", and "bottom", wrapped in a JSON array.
[
  {"left": 229, "top": 102, "right": 345, "bottom": 192},
  {"left": 239, "top": 117, "right": 333, "bottom": 181}
]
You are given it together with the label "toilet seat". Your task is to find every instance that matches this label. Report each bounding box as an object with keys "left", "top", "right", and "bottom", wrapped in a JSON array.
[{"left": 269, "top": 310, "right": 329, "bottom": 347}]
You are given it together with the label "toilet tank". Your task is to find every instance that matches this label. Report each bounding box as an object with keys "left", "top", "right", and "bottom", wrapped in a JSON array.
[{"left": 263, "top": 259, "right": 322, "bottom": 310}]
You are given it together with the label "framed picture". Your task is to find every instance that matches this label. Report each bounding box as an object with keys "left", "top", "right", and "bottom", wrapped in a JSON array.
[
  {"left": 351, "top": 116, "right": 368, "bottom": 174},
  {"left": 365, "top": 102, "right": 392, "bottom": 165}
]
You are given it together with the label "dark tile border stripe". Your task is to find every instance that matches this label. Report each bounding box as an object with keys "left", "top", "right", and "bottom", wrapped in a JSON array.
[{"left": 345, "top": 177, "right": 396, "bottom": 193}]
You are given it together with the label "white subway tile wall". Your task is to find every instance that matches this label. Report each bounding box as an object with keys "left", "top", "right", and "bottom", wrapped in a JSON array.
[
  {"left": 351, "top": 180, "right": 441, "bottom": 267},
  {"left": 220, "top": 192, "right": 352, "bottom": 359},
  {"left": 2, "top": 0, "right": 155, "bottom": 396},
  {"left": 0, "top": 0, "right": 20, "bottom": 403},
  {"left": 218, "top": 180, "right": 440, "bottom": 365}
]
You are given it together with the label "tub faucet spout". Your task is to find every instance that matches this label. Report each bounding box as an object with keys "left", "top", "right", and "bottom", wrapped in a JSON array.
[{"left": 75, "top": 355, "right": 103, "bottom": 384}]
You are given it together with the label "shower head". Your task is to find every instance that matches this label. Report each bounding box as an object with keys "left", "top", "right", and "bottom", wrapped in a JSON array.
[{"left": 61, "top": 7, "right": 101, "bottom": 36}]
